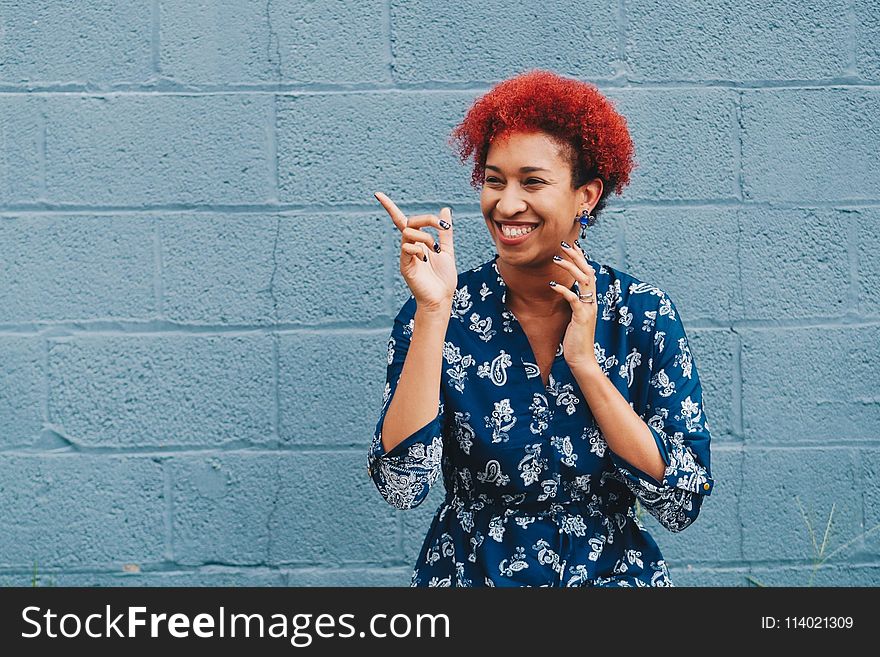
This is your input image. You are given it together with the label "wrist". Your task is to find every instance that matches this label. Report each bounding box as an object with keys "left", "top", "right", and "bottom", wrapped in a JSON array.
[
  {"left": 415, "top": 300, "right": 453, "bottom": 321},
  {"left": 568, "top": 358, "right": 604, "bottom": 381}
]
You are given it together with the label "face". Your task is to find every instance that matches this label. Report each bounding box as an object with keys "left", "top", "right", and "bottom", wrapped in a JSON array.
[{"left": 480, "top": 130, "right": 601, "bottom": 266}]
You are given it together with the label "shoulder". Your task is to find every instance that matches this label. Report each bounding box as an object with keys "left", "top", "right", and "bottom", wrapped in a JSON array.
[
  {"left": 597, "top": 261, "right": 670, "bottom": 309},
  {"left": 595, "top": 262, "right": 684, "bottom": 354}
]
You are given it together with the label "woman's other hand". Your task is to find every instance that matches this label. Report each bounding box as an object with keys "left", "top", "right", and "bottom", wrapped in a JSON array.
[
  {"left": 550, "top": 240, "right": 600, "bottom": 371},
  {"left": 374, "top": 191, "right": 457, "bottom": 312}
]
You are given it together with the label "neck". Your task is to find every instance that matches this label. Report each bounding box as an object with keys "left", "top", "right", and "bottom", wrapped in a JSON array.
[{"left": 497, "top": 256, "right": 573, "bottom": 318}]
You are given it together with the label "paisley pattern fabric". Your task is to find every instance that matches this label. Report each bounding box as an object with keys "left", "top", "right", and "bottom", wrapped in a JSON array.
[{"left": 368, "top": 253, "right": 714, "bottom": 587}]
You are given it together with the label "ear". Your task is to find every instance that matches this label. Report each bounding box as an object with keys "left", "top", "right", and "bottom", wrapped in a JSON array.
[{"left": 579, "top": 178, "right": 604, "bottom": 213}]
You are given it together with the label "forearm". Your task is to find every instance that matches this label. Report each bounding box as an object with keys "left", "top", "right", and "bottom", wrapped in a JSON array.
[
  {"left": 380, "top": 303, "right": 451, "bottom": 453},
  {"left": 570, "top": 361, "right": 666, "bottom": 482}
]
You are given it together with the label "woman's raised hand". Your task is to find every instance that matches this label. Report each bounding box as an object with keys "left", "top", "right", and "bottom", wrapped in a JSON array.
[{"left": 374, "top": 191, "right": 457, "bottom": 312}]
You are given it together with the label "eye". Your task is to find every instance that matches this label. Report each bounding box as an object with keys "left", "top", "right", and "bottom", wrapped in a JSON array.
[{"left": 485, "top": 176, "right": 546, "bottom": 185}]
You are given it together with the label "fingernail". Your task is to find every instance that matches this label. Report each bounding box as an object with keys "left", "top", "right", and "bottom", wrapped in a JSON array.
[
  {"left": 422, "top": 254, "right": 428, "bottom": 262},
  {"left": 574, "top": 239, "right": 581, "bottom": 249},
  {"left": 552, "top": 255, "right": 563, "bottom": 261},
  {"left": 433, "top": 241, "right": 441, "bottom": 253},
  {"left": 549, "top": 280, "right": 557, "bottom": 287},
  {"left": 561, "top": 241, "right": 571, "bottom": 249},
  {"left": 439, "top": 220, "right": 451, "bottom": 230}
]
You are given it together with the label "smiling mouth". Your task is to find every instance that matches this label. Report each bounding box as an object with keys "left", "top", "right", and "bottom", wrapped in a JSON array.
[{"left": 495, "top": 221, "right": 540, "bottom": 240}]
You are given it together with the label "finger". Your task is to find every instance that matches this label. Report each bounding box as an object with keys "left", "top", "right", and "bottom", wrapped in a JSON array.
[
  {"left": 548, "top": 279, "right": 595, "bottom": 310},
  {"left": 565, "top": 239, "right": 594, "bottom": 275},
  {"left": 573, "top": 239, "right": 593, "bottom": 261},
  {"left": 552, "top": 254, "right": 593, "bottom": 290},
  {"left": 405, "top": 215, "right": 443, "bottom": 253},
  {"left": 401, "top": 226, "right": 437, "bottom": 251},
  {"left": 402, "top": 241, "right": 429, "bottom": 263},
  {"left": 436, "top": 207, "right": 454, "bottom": 254},
  {"left": 374, "top": 191, "right": 408, "bottom": 232},
  {"left": 405, "top": 214, "right": 441, "bottom": 229}
]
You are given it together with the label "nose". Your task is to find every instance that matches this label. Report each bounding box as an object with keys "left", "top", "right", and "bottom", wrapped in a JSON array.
[{"left": 494, "top": 186, "right": 527, "bottom": 219}]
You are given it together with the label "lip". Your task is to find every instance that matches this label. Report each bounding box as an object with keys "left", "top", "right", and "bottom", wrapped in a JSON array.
[{"left": 495, "top": 221, "right": 540, "bottom": 245}]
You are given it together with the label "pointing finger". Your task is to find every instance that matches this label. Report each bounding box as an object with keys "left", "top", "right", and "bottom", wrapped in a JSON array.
[{"left": 374, "top": 191, "right": 407, "bottom": 232}]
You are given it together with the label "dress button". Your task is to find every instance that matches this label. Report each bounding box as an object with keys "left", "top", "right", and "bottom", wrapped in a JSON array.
[{"left": 703, "top": 482, "right": 710, "bottom": 491}]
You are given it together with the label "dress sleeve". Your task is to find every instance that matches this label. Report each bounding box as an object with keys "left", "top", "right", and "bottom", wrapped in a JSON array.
[
  {"left": 608, "top": 292, "right": 715, "bottom": 532},
  {"left": 367, "top": 297, "right": 445, "bottom": 511}
]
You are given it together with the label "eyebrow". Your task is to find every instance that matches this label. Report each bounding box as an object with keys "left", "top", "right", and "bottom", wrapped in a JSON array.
[{"left": 484, "top": 165, "right": 551, "bottom": 174}]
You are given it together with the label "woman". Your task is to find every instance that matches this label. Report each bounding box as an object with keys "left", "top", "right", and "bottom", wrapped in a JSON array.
[{"left": 367, "top": 69, "right": 714, "bottom": 587}]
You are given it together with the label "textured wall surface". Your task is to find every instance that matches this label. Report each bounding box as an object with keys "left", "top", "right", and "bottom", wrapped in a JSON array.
[{"left": 1, "top": 0, "right": 879, "bottom": 587}]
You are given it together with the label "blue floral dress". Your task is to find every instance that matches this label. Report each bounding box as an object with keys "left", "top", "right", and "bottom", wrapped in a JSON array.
[{"left": 368, "top": 253, "right": 714, "bottom": 587}]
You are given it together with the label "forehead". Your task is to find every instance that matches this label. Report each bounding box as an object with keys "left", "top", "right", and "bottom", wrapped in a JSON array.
[{"left": 485, "top": 131, "right": 570, "bottom": 170}]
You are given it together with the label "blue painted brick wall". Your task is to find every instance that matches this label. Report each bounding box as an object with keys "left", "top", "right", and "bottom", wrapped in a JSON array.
[{"left": 1, "top": 1, "right": 878, "bottom": 587}]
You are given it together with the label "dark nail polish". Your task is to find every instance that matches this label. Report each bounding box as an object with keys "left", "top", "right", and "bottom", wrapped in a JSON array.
[
  {"left": 574, "top": 239, "right": 581, "bottom": 249},
  {"left": 549, "top": 280, "right": 557, "bottom": 287},
  {"left": 433, "top": 241, "right": 441, "bottom": 253},
  {"left": 439, "top": 220, "right": 451, "bottom": 230},
  {"left": 422, "top": 254, "right": 428, "bottom": 262},
  {"left": 552, "top": 255, "right": 563, "bottom": 261},
  {"left": 561, "top": 241, "right": 571, "bottom": 249}
]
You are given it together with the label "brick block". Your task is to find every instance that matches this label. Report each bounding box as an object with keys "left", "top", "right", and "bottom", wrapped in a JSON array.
[
  {"left": 741, "top": 327, "right": 880, "bottom": 441},
  {"left": 0, "top": 215, "right": 155, "bottom": 321},
  {"left": 747, "top": 563, "right": 880, "bottom": 587},
  {"left": 278, "top": 332, "right": 385, "bottom": 445},
  {"left": 4, "top": 567, "right": 285, "bottom": 587},
  {"left": 48, "top": 335, "right": 275, "bottom": 446},
  {"left": 0, "top": 455, "right": 164, "bottom": 569},
  {"left": 627, "top": 0, "right": 850, "bottom": 81},
  {"left": 267, "top": 452, "right": 398, "bottom": 564},
  {"left": 159, "top": 213, "right": 277, "bottom": 324},
  {"left": 609, "top": 89, "right": 737, "bottom": 202},
  {"left": 390, "top": 0, "right": 617, "bottom": 82},
  {"left": 0, "top": 3, "right": 151, "bottom": 85},
  {"left": 0, "top": 337, "right": 44, "bottom": 448},
  {"left": 0, "top": 97, "right": 43, "bottom": 204},
  {"left": 741, "top": 89, "right": 880, "bottom": 202},
  {"left": 274, "top": 214, "right": 386, "bottom": 324},
  {"left": 624, "top": 207, "right": 742, "bottom": 321},
  {"left": 44, "top": 95, "right": 273, "bottom": 205},
  {"left": 159, "top": 0, "right": 387, "bottom": 85},
  {"left": 668, "top": 566, "right": 749, "bottom": 587},
  {"left": 170, "top": 454, "right": 277, "bottom": 565},
  {"left": 858, "top": 208, "right": 880, "bottom": 317},
  {"left": 860, "top": 449, "right": 880, "bottom": 555},
  {"left": 277, "top": 92, "right": 475, "bottom": 205},
  {"left": 856, "top": 0, "right": 880, "bottom": 81},
  {"left": 738, "top": 208, "right": 849, "bottom": 320},
  {"left": 741, "top": 449, "right": 861, "bottom": 562},
  {"left": 688, "top": 329, "right": 736, "bottom": 439}
]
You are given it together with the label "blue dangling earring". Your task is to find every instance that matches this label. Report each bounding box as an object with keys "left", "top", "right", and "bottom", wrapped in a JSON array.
[{"left": 577, "top": 209, "right": 595, "bottom": 241}]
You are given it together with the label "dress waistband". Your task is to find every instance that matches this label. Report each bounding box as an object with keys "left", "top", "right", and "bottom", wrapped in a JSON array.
[{"left": 441, "top": 494, "right": 609, "bottom": 515}]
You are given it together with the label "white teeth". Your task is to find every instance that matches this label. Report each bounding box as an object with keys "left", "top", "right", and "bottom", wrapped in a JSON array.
[{"left": 500, "top": 224, "right": 536, "bottom": 238}]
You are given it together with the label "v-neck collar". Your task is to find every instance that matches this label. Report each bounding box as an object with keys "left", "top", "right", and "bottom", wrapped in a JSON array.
[{"left": 477, "top": 252, "right": 601, "bottom": 395}]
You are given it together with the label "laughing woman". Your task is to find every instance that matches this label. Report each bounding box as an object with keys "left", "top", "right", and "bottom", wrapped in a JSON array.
[{"left": 368, "top": 69, "right": 714, "bottom": 587}]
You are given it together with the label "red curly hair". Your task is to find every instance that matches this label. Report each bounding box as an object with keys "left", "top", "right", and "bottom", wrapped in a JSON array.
[{"left": 448, "top": 69, "right": 636, "bottom": 219}]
